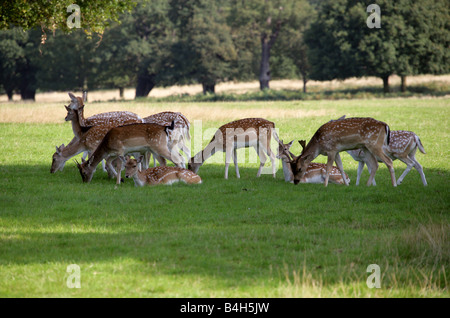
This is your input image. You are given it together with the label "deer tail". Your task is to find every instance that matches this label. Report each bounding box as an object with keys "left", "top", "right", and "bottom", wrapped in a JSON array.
[{"left": 415, "top": 134, "right": 426, "bottom": 154}]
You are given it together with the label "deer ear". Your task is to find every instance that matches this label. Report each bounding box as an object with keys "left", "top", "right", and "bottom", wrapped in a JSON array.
[
  {"left": 68, "top": 92, "right": 77, "bottom": 101},
  {"left": 298, "top": 140, "right": 306, "bottom": 149},
  {"left": 287, "top": 140, "right": 294, "bottom": 147},
  {"left": 65, "top": 105, "right": 70, "bottom": 111},
  {"left": 136, "top": 155, "right": 144, "bottom": 164}
]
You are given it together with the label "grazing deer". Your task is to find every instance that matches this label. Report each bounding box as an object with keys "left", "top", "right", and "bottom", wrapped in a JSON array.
[
  {"left": 76, "top": 122, "right": 184, "bottom": 184},
  {"left": 50, "top": 124, "right": 116, "bottom": 175},
  {"left": 122, "top": 155, "right": 202, "bottom": 186},
  {"left": 143, "top": 111, "right": 191, "bottom": 167},
  {"left": 347, "top": 130, "right": 427, "bottom": 186},
  {"left": 67, "top": 92, "right": 143, "bottom": 126},
  {"left": 277, "top": 140, "right": 350, "bottom": 185},
  {"left": 292, "top": 117, "right": 397, "bottom": 187},
  {"left": 188, "top": 118, "right": 279, "bottom": 179}
]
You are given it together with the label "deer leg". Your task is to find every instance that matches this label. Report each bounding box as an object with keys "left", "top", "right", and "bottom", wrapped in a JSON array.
[
  {"left": 363, "top": 150, "right": 379, "bottom": 186},
  {"left": 365, "top": 160, "right": 377, "bottom": 186},
  {"left": 356, "top": 161, "right": 365, "bottom": 186},
  {"left": 324, "top": 153, "right": 335, "bottom": 187},
  {"left": 364, "top": 153, "right": 378, "bottom": 186},
  {"left": 256, "top": 145, "right": 267, "bottom": 177},
  {"left": 115, "top": 157, "right": 122, "bottom": 185},
  {"left": 233, "top": 148, "right": 240, "bottom": 179},
  {"left": 411, "top": 156, "right": 427, "bottom": 186},
  {"left": 367, "top": 147, "right": 396, "bottom": 187},
  {"left": 334, "top": 152, "right": 349, "bottom": 186},
  {"left": 224, "top": 146, "right": 233, "bottom": 180},
  {"left": 264, "top": 143, "right": 277, "bottom": 178}
]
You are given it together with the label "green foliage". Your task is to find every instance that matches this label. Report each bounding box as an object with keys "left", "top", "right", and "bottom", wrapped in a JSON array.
[
  {"left": 305, "top": 0, "right": 450, "bottom": 90},
  {"left": 169, "top": 0, "right": 237, "bottom": 92},
  {"left": 0, "top": 0, "right": 136, "bottom": 34}
]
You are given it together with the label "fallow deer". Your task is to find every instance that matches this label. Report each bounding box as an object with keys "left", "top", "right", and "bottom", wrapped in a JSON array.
[
  {"left": 347, "top": 130, "right": 427, "bottom": 186},
  {"left": 76, "top": 122, "right": 184, "bottom": 184},
  {"left": 188, "top": 118, "right": 279, "bottom": 179},
  {"left": 277, "top": 140, "right": 350, "bottom": 185},
  {"left": 50, "top": 122, "right": 118, "bottom": 175},
  {"left": 292, "top": 117, "right": 397, "bottom": 187},
  {"left": 67, "top": 92, "right": 143, "bottom": 126},
  {"left": 143, "top": 111, "right": 191, "bottom": 168},
  {"left": 122, "top": 155, "right": 202, "bottom": 187}
]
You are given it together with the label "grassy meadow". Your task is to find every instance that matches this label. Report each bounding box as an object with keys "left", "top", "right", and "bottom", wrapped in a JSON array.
[{"left": 0, "top": 95, "right": 449, "bottom": 297}]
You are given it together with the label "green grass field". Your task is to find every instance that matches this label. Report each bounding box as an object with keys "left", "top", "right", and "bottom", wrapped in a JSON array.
[{"left": 0, "top": 97, "right": 448, "bottom": 297}]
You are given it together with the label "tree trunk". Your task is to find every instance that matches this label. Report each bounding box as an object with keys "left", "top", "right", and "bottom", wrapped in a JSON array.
[
  {"left": 119, "top": 87, "right": 124, "bottom": 99},
  {"left": 19, "top": 80, "right": 35, "bottom": 100},
  {"left": 135, "top": 73, "right": 156, "bottom": 98},
  {"left": 302, "top": 75, "right": 308, "bottom": 93},
  {"left": 202, "top": 82, "right": 215, "bottom": 95},
  {"left": 382, "top": 75, "right": 390, "bottom": 93},
  {"left": 400, "top": 75, "right": 407, "bottom": 92},
  {"left": 259, "top": 35, "right": 271, "bottom": 90},
  {"left": 259, "top": 22, "right": 281, "bottom": 91},
  {"left": 6, "top": 89, "right": 13, "bottom": 101}
]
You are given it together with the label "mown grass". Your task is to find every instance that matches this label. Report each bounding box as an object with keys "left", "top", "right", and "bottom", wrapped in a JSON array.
[{"left": 0, "top": 98, "right": 448, "bottom": 297}]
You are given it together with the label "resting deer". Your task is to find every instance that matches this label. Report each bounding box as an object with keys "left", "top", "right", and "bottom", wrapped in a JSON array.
[
  {"left": 143, "top": 111, "right": 191, "bottom": 168},
  {"left": 292, "top": 117, "right": 397, "bottom": 187},
  {"left": 67, "top": 92, "right": 143, "bottom": 126},
  {"left": 347, "top": 130, "right": 427, "bottom": 186},
  {"left": 277, "top": 140, "right": 350, "bottom": 185},
  {"left": 76, "top": 122, "right": 184, "bottom": 184},
  {"left": 188, "top": 118, "right": 279, "bottom": 179},
  {"left": 122, "top": 155, "right": 202, "bottom": 186}
]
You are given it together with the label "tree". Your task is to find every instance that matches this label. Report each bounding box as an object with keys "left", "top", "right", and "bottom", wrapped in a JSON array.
[
  {"left": 271, "top": 0, "right": 315, "bottom": 92},
  {"left": 169, "top": 0, "right": 237, "bottom": 94},
  {"left": 228, "top": 0, "right": 313, "bottom": 90},
  {"left": 36, "top": 29, "right": 102, "bottom": 93},
  {"left": 306, "top": 0, "right": 450, "bottom": 93},
  {"left": 0, "top": 28, "right": 41, "bottom": 100},
  {"left": 0, "top": 0, "right": 135, "bottom": 34}
]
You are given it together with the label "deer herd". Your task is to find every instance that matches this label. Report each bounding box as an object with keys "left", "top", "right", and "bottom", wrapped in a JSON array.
[{"left": 50, "top": 92, "right": 428, "bottom": 187}]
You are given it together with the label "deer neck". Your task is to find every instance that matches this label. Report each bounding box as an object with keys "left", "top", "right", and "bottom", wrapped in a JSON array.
[
  {"left": 192, "top": 142, "right": 216, "bottom": 168},
  {"left": 281, "top": 158, "right": 294, "bottom": 182},
  {"left": 61, "top": 139, "right": 86, "bottom": 159},
  {"left": 76, "top": 107, "right": 87, "bottom": 126},
  {"left": 301, "top": 139, "right": 320, "bottom": 162},
  {"left": 86, "top": 144, "right": 108, "bottom": 169},
  {"left": 131, "top": 170, "right": 147, "bottom": 187}
]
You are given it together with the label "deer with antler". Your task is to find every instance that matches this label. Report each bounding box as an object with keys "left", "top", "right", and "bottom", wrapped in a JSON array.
[
  {"left": 277, "top": 140, "right": 350, "bottom": 185},
  {"left": 188, "top": 118, "right": 279, "bottom": 179},
  {"left": 76, "top": 122, "right": 184, "bottom": 184},
  {"left": 122, "top": 155, "right": 202, "bottom": 186},
  {"left": 292, "top": 117, "right": 397, "bottom": 187}
]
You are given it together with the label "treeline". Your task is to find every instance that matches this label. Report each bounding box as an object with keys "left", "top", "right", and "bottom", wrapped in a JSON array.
[{"left": 0, "top": 0, "right": 448, "bottom": 100}]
